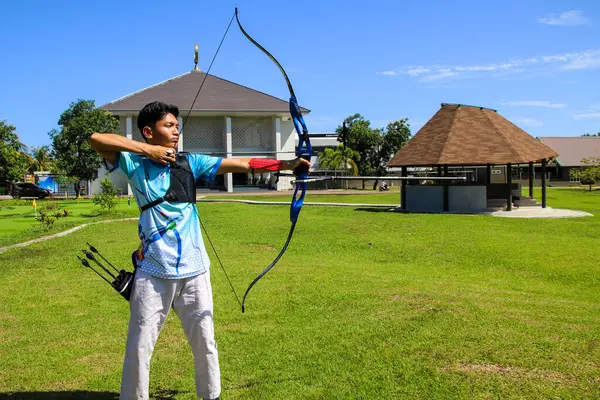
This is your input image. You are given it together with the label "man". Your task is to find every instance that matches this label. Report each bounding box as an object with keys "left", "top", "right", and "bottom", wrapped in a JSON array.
[{"left": 89, "top": 101, "right": 310, "bottom": 400}]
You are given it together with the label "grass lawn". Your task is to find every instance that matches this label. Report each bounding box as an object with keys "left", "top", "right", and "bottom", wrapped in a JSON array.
[
  {"left": 0, "top": 188, "right": 599, "bottom": 399},
  {"left": 0, "top": 198, "right": 139, "bottom": 248}
]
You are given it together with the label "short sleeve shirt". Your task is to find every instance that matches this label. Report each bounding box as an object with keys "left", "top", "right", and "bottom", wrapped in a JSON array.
[{"left": 106, "top": 152, "right": 221, "bottom": 279}]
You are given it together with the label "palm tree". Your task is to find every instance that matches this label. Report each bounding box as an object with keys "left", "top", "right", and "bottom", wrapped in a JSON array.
[
  {"left": 318, "top": 145, "right": 359, "bottom": 188},
  {"left": 30, "top": 145, "right": 53, "bottom": 172}
]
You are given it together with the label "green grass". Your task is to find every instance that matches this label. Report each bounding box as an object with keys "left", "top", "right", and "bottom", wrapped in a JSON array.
[
  {"left": 0, "top": 198, "right": 139, "bottom": 248},
  {"left": 0, "top": 188, "right": 599, "bottom": 399}
]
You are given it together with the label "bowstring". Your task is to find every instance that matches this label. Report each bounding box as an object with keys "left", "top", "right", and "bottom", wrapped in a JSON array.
[
  {"left": 180, "top": 11, "right": 236, "bottom": 135},
  {"left": 182, "top": 10, "right": 243, "bottom": 309},
  {"left": 200, "top": 218, "right": 243, "bottom": 309}
]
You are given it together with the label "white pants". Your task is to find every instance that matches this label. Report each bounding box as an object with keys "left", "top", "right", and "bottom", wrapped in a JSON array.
[{"left": 120, "top": 269, "right": 220, "bottom": 400}]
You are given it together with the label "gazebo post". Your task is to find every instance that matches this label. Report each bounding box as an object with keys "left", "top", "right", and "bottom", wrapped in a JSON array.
[
  {"left": 506, "top": 163, "right": 512, "bottom": 211},
  {"left": 529, "top": 161, "right": 534, "bottom": 198},
  {"left": 541, "top": 159, "right": 547, "bottom": 208},
  {"left": 443, "top": 164, "right": 449, "bottom": 212},
  {"left": 401, "top": 166, "right": 407, "bottom": 210}
]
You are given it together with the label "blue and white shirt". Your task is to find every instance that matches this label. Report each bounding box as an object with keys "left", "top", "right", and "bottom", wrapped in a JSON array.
[{"left": 106, "top": 152, "right": 222, "bottom": 279}]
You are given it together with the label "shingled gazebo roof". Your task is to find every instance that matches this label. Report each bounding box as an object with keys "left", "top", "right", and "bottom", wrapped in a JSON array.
[
  {"left": 99, "top": 69, "right": 309, "bottom": 114},
  {"left": 388, "top": 103, "right": 558, "bottom": 167}
]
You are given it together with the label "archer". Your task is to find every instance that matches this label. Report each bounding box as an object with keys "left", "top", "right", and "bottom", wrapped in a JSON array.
[{"left": 89, "top": 101, "right": 310, "bottom": 400}]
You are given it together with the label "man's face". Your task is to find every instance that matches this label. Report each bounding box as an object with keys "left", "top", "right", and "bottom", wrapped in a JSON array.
[{"left": 142, "top": 113, "right": 179, "bottom": 148}]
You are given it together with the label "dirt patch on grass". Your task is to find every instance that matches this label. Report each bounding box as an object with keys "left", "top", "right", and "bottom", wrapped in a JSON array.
[
  {"left": 76, "top": 353, "right": 115, "bottom": 375},
  {"left": 390, "top": 293, "right": 464, "bottom": 314},
  {"left": 243, "top": 244, "right": 275, "bottom": 251}
]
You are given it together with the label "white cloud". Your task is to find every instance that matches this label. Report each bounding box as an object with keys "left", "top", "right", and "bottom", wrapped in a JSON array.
[
  {"left": 514, "top": 118, "right": 544, "bottom": 127},
  {"left": 572, "top": 113, "right": 600, "bottom": 120},
  {"left": 381, "top": 49, "right": 600, "bottom": 82},
  {"left": 537, "top": 10, "right": 592, "bottom": 26},
  {"left": 572, "top": 104, "right": 600, "bottom": 119},
  {"left": 380, "top": 67, "right": 431, "bottom": 77},
  {"left": 561, "top": 49, "right": 600, "bottom": 70},
  {"left": 501, "top": 101, "right": 566, "bottom": 108},
  {"left": 419, "top": 69, "right": 459, "bottom": 81}
]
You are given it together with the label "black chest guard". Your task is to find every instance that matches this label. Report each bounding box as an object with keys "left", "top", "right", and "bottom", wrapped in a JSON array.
[{"left": 139, "top": 153, "right": 196, "bottom": 212}]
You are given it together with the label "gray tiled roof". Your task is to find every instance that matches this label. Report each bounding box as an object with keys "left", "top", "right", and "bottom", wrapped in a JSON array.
[
  {"left": 99, "top": 70, "right": 310, "bottom": 114},
  {"left": 387, "top": 103, "right": 559, "bottom": 167},
  {"left": 537, "top": 136, "right": 600, "bottom": 166}
]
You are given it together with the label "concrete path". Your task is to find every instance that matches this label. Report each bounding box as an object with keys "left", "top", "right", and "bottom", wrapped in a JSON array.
[
  {"left": 487, "top": 206, "right": 593, "bottom": 218},
  {"left": 198, "top": 198, "right": 398, "bottom": 207}
]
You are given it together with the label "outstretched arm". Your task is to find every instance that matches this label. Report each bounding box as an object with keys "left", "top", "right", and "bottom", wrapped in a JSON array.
[
  {"left": 89, "top": 133, "right": 177, "bottom": 165},
  {"left": 216, "top": 157, "right": 311, "bottom": 174}
]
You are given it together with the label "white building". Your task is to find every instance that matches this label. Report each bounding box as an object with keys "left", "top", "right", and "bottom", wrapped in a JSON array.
[{"left": 94, "top": 66, "right": 317, "bottom": 194}]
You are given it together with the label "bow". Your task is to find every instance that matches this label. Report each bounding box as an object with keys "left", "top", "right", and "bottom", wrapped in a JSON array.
[
  {"left": 181, "top": 9, "right": 312, "bottom": 313},
  {"left": 235, "top": 8, "right": 312, "bottom": 312}
]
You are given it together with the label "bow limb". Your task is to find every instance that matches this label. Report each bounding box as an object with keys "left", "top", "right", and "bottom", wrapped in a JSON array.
[
  {"left": 241, "top": 223, "right": 296, "bottom": 313},
  {"left": 235, "top": 8, "right": 295, "bottom": 98},
  {"left": 236, "top": 8, "right": 312, "bottom": 312}
]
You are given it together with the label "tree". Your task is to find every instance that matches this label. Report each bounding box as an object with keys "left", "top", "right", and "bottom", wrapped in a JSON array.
[
  {"left": 29, "top": 145, "right": 55, "bottom": 173},
  {"left": 335, "top": 114, "right": 412, "bottom": 177},
  {"left": 92, "top": 177, "right": 119, "bottom": 211},
  {"left": 570, "top": 157, "right": 600, "bottom": 191},
  {"left": 318, "top": 145, "right": 359, "bottom": 177},
  {"left": 49, "top": 99, "right": 119, "bottom": 197},
  {"left": 378, "top": 119, "right": 412, "bottom": 175},
  {"left": 335, "top": 114, "right": 381, "bottom": 176},
  {"left": 581, "top": 133, "right": 599, "bottom": 137},
  {"left": 0, "top": 120, "right": 30, "bottom": 183}
]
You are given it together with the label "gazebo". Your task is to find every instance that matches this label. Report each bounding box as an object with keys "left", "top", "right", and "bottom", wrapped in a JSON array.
[{"left": 387, "top": 103, "right": 559, "bottom": 212}]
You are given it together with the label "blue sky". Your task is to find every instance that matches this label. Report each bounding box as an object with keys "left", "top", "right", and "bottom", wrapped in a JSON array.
[{"left": 1, "top": 0, "right": 599, "bottom": 148}]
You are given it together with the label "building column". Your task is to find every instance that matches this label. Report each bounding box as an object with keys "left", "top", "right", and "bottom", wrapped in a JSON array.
[
  {"left": 401, "top": 166, "right": 407, "bottom": 210},
  {"left": 541, "top": 159, "right": 547, "bottom": 208},
  {"left": 224, "top": 116, "right": 233, "bottom": 193},
  {"left": 126, "top": 117, "right": 133, "bottom": 196},
  {"left": 506, "top": 163, "right": 512, "bottom": 211},
  {"left": 273, "top": 117, "right": 282, "bottom": 190},
  {"left": 177, "top": 117, "right": 184, "bottom": 152}
]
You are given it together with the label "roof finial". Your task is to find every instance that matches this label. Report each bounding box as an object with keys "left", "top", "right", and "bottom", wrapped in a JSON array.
[{"left": 194, "top": 44, "right": 199, "bottom": 71}]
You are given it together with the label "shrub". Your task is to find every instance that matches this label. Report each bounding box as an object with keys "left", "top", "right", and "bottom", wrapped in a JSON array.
[
  {"left": 36, "top": 210, "right": 56, "bottom": 230},
  {"left": 44, "top": 201, "right": 59, "bottom": 210},
  {"left": 92, "top": 178, "right": 119, "bottom": 211}
]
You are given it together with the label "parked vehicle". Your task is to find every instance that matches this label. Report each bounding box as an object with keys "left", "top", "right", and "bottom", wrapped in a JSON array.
[{"left": 10, "top": 182, "right": 52, "bottom": 199}]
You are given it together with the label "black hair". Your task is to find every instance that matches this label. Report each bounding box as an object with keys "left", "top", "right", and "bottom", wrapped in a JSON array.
[{"left": 137, "top": 101, "right": 179, "bottom": 142}]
